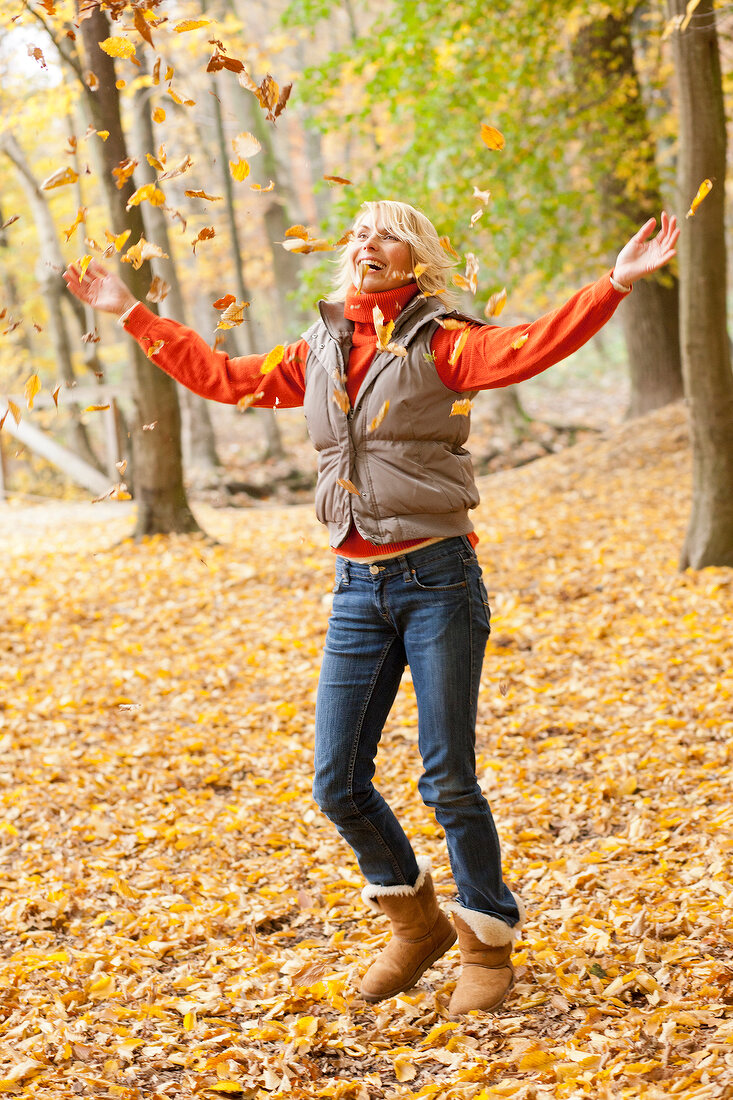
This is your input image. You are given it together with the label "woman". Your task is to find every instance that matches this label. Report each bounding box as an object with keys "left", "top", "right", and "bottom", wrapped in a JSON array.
[{"left": 64, "top": 200, "right": 678, "bottom": 1014}]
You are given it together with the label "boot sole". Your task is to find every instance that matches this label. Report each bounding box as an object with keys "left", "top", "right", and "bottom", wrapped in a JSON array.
[{"left": 361, "top": 926, "right": 457, "bottom": 1004}]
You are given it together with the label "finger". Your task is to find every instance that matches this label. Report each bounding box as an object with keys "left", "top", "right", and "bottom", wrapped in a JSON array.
[{"left": 635, "top": 216, "right": 657, "bottom": 243}]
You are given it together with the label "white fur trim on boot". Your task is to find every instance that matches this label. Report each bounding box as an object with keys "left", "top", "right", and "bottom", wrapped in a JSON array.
[
  {"left": 445, "top": 894, "right": 526, "bottom": 946},
  {"left": 361, "top": 856, "right": 432, "bottom": 913}
]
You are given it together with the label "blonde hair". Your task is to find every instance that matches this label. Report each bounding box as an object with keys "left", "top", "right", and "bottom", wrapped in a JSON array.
[{"left": 329, "top": 200, "right": 457, "bottom": 301}]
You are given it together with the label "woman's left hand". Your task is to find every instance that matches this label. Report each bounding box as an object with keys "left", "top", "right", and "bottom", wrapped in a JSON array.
[{"left": 612, "top": 211, "right": 680, "bottom": 288}]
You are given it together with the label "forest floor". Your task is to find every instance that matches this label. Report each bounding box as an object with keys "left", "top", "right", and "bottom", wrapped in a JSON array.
[{"left": 1, "top": 402, "right": 732, "bottom": 1099}]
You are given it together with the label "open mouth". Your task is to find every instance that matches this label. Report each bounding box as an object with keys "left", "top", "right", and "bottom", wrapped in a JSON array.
[{"left": 361, "top": 261, "right": 385, "bottom": 271}]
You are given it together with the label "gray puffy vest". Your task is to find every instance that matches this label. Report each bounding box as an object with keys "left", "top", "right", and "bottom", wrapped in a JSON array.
[{"left": 302, "top": 293, "right": 480, "bottom": 547}]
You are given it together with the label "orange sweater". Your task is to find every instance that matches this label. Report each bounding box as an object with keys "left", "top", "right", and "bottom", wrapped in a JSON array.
[{"left": 124, "top": 273, "right": 627, "bottom": 556}]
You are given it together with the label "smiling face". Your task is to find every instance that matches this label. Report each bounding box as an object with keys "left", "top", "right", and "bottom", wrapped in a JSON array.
[{"left": 347, "top": 218, "right": 414, "bottom": 294}]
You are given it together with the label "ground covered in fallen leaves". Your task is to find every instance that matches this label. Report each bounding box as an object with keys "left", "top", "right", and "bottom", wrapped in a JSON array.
[{"left": 1, "top": 402, "right": 731, "bottom": 1099}]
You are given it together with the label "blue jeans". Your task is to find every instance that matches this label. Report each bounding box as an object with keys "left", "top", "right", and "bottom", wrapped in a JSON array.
[{"left": 313, "top": 535, "right": 521, "bottom": 927}]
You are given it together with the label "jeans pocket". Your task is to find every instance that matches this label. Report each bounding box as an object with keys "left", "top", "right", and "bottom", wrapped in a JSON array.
[{"left": 410, "top": 556, "right": 467, "bottom": 591}]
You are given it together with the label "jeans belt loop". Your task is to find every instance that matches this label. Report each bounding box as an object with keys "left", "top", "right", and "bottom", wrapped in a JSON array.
[{"left": 342, "top": 559, "right": 350, "bottom": 585}]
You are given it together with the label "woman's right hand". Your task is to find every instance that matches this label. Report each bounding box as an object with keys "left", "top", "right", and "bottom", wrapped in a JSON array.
[{"left": 63, "top": 258, "right": 139, "bottom": 318}]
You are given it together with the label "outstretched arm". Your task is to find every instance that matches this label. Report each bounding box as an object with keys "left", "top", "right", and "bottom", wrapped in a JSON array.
[
  {"left": 62, "top": 259, "right": 308, "bottom": 408},
  {"left": 611, "top": 211, "right": 679, "bottom": 288}
]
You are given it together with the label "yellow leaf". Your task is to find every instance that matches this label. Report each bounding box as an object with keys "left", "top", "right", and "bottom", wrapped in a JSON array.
[
  {"left": 437, "top": 319, "right": 468, "bottom": 330},
  {"left": 185, "top": 190, "right": 222, "bottom": 202},
  {"left": 229, "top": 159, "right": 250, "bottom": 182},
  {"left": 126, "top": 182, "right": 165, "bottom": 210},
  {"left": 88, "top": 974, "right": 115, "bottom": 998},
  {"left": 681, "top": 0, "right": 702, "bottom": 31},
  {"left": 686, "top": 178, "right": 713, "bottom": 219},
  {"left": 216, "top": 301, "right": 249, "bottom": 329},
  {"left": 84, "top": 404, "right": 111, "bottom": 413},
  {"left": 146, "top": 340, "right": 165, "bottom": 359},
  {"left": 251, "top": 180, "right": 275, "bottom": 192},
  {"left": 41, "top": 166, "right": 78, "bottom": 190},
  {"left": 511, "top": 333, "right": 529, "bottom": 350},
  {"left": 485, "top": 288, "right": 508, "bottom": 318},
  {"left": 237, "top": 391, "right": 264, "bottom": 411},
  {"left": 518, "top": 1049, "right": 554, "bottom": 1071},
  {"left": 393, "top": 1056, "right": 417, "bottom": 1082},
  {"left": 332, "top": 390, "right": 350, "bottom": 415},
  {"left": 25, "top": 373, "right": 41, "bottom": 410},
  {"left": 183, "top": 1011, "right": 196, "bottom": 1030},
  {"left": 450, "top": 398, "right": 473, "bottom": 417},
  {"left": 99, "top": 37, "right": 136, "bottom": 60},
  {"left": 96, "top": 129, "right": 110, "bottom": 140},
  {"left": 105, "top": 228, "right": 131, "bottom": 252},
  {"left": 373, "top": 305, "right": 395, "bottom": 350},
  {"left": 122, "top": 236, "right": 168, "bottom": 270},
  {"left": 285, "top": 224, "right": 310, "bottom": 239},
  {"left": 413, "top": 262, "right": 427, "bottom": 279},
  {"left": 261, "top": 345, "right": 285, "bottom": 374},
  {"left": 6, "top": 399, "right": 21, "bottom": 426},
  {"left": 152, "top": 107, "right": 166, "bottom": 123},
  {"left": 481, "top": 123, "right": 506, "bottom": 150},
  {"left": 174, "top": 19, "right": 211, "bottom": 32},
  {"left": 448, "top": 327, "right": 470, "bottom": 366},
  {"left": 63, "top": 207, "right": 87, "bottom": 242},
  {"left": 337, "top": 478, "right": 360, "bottom": 495},
  {"left": 367, "top": 400, "right": 390, "bottom": 432}
]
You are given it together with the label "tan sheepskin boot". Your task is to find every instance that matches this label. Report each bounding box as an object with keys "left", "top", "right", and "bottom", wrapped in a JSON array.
[
  {"left": 447, "top": 900, "right": 524, "bottom": 1015},
  {"left": 360, "top": 859, "right": 456, "bottom": 1003}
]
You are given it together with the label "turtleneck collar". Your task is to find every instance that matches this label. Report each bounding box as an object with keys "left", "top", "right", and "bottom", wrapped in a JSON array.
[{"left": 344, "top": 282, "right": 420, "bottom": 326}]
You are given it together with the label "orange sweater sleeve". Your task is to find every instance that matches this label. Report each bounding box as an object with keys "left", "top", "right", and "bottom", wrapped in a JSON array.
[
  {"left": 431, "top": 272, "right": 628, "bottom": 392},
  {"left": 123, "top": 303, "right": 308, "bottom": 408}
]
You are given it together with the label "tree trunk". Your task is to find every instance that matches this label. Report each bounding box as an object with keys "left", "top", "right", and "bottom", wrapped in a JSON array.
[
  {"left": 129, "top": 63, "right": 221, "bottom": 478},
  {"left": 0, "top": 131, "right": 105, "bottom": 474},
  {"left": 571, "top": 10, "right": 683, "bottom": 417},
  {"left": 669, "top": 0, "right": 733, "bottom": 568},
  {"left": 77, "top": 4, "right": 200, "bottom": 536}
]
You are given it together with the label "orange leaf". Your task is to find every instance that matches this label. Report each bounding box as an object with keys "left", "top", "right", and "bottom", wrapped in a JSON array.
[
  {"left": 337, "top": 478, "right": 360, "bottom": 495},
  {"left": 480, "top": 123, "right": 506, "bottom": 150}
]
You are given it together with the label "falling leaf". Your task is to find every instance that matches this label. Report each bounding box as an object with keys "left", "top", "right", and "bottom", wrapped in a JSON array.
[
  {"left": 104, "top": 228, "right": 131, "bottom": 252},
  {"left": 213, "top": 294, "right": 237, "bottom": 310},
  {"left": 439, "top": 235, "right": 459, "bottom": 258},
  {"left": 146, "top": 276, "right": 170, "bottom": 303},
  {"left": 1, "top": 213, "right": 20, "bottom": 231},
  {"left": 367, "top": 400, "right": 390, "bottom": 432},
  {"left": 41, "top": 166, "right": 78, "bottom": 191},
  {"left": 192, "top": 227, "right": 215, "bottom": 253},
  {"left": 142, "top": 421, "right": 158, "bottom": 431},
  {"left": 146, "top": 340, "right": 165, "bottom": 359},
  {"left": 126, "top": 182, "right": 165, "bottom": 210},
  {"left": 450, "top": 398, "right": 473, "bottom": 416},
  {"left": 99, "top": 37, "right": 136, "bottom": 60},
  {"left": 229, "top": 159, "right": 250, "bottom": 182},
  {"left": 63, "top": 207, "right": 87, "bottom": 242},
  {"left": 51, "top": 384, "right": 61, "bottom": 407},
  {"left": 332, "top": 390, "right": 350, "bottom": 415},
  {"left": 470, "top": 209, "right": 483, "bottom": 227},
  {"left": 681, "top": 0, "right": 702, "bottom": 31},
  {"left": 480, "top": 123, "right": 506, "bottom": 150},
  {"left": 122, "top": 236, "right": 168, "bottom": 270},
  {"left": 112, "top": 158, "right": 138, "bottom": 189},
  {"left": 437, "top": 319, "right": 468, "bottom": 330},
  {"left": 78, "top": 255, "right": 93, "bottom": 279},
  {"left": 116, "top": 459, "right": 127, "bottom": 475},
  {"left": 232, "top": 132, "right": 262, "bottom": 159},
  {"left": 261, "top": 345, "right": 285, "bottom": 374},
  {"left": 448, "top": 328, "right": 470, "bottom": 367},
  {"left": 237, "top": 391, "right": 264, "bottom": 411},
  {"left": 185, "top": 190, "right": 222, "bottom": 202},
  {"left": 473, "top": 186, "right": 491, "bottom": 204},
  {"left": 250, "top": 181, "right": 275, "bottom": 192},
  {"left": 337, "top": 477, "right": 360, "bottom": 494},
  {"left": 0, "top": 410, "right": 8, "bottom": 431},
  {"left": 686, "top": 178, "right": 713, "bottom": 219},
  {"left": 452, "top": 253, "right": 479, "bottom": 295},
  {"left": 217, "top": 301, "right": 249, "bottom": 329},
  {"left": 158, "top": 155, "right": 194, "bottom": 182},
  {"left": 24, "top": 374, "right": 41, "bottom": 410},
  {"left": 324, "top": 175, "right": 352, "bottom": 185},
  {"left": 174, "top": 18, "right": 211, "bottom": 32},
  {"left": 84, "top": 404, "right": 111, "bottom": 412},
  {"left": 27, "top": 45, "right": 47, "bottom": 69},
  {"left": 285, "top": 225, "right": 309, "bottom": 240},
  {"left": 152, "top": 107, "right": 166, "bottom": 123},
  {"left": 373, "top": 305, "right": 395, "bottom": 351},
  {"left": 6, "top": 401, "right": 21, "bottom": 426},
  {"left": 413, "top": 263, "right": 427, "bottom": 280},
  {"left": 485, "top": 288, "right": 508, "bottom": 318},
  {"left": 167, "top": 88, "right": 196, "bottom": 107},
  {"left": 512, "top": 333, "right": 529, "bottom": 349}
]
